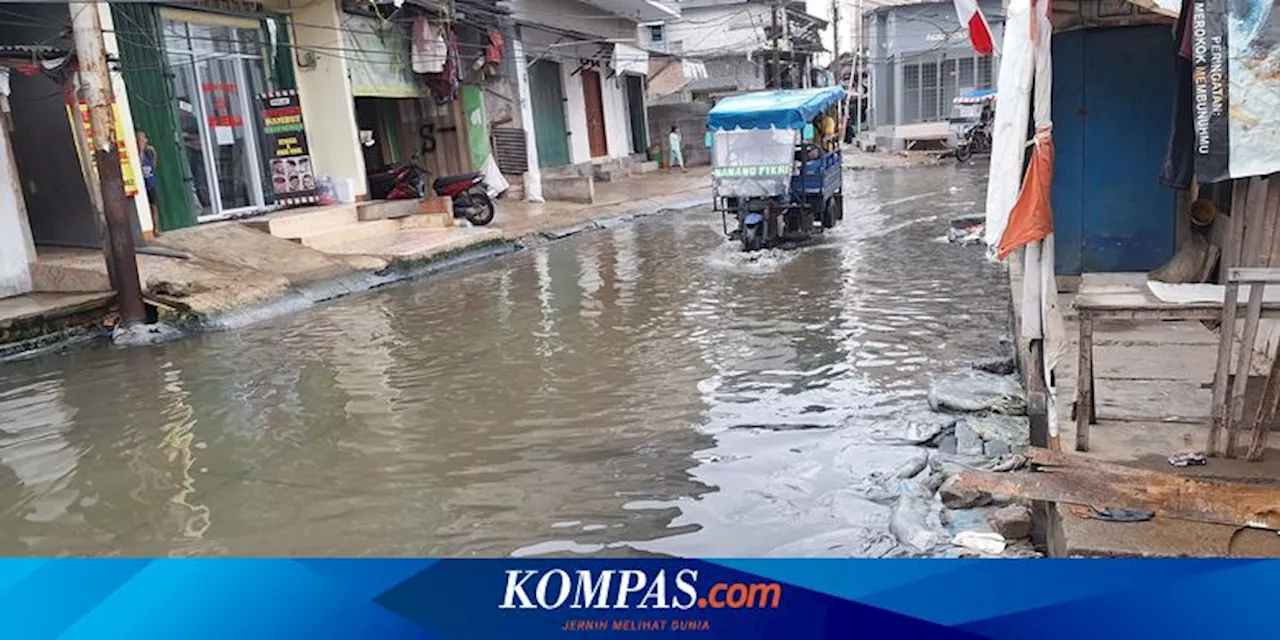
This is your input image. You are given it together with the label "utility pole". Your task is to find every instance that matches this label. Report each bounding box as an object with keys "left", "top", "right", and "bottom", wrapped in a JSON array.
[
  {"left": 770, "top": 1, "right": 780, "bottom": 89},
  {"left": 70, "top": 1, "right": 146, "bottom": 327}
]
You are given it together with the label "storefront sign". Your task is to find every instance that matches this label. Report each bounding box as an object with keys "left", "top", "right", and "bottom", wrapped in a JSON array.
[
  {"left": 67, "top": 102, "right": 138, "bottom": 197},
  {"left": 259, "top": 89, "right": 318, "bottom": 206},
  {"left": 1193, "top": 0, "right": 1280, "bottom": 181}
]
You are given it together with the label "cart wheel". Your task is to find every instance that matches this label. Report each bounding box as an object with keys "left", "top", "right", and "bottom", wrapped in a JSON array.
[
  {"left": 822, "top": 198, "right": 837, "bottom": 229},
  {"left": 742, "top": 224, "right": 763, "bottom": 252},
  {"left": 956, "top": 144, "right": 973, "bottom": 163}
]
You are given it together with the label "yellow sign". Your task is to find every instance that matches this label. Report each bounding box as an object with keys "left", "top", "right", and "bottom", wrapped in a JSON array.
[{"left": 67, "top": 102, "right": 138, "bottom": 197}]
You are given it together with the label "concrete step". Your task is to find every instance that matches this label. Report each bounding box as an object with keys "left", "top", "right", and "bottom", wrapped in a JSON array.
[
  {"left": 398, "top": 213, "right": 453, "bottom": 230},
  {"left": 357, "top": 199, "right": 418, "bottom": 221},
  {"left": 244, "top": 204, "right": 359, "bottom": 238},
  {"left": 30, "top": 261, "right": 112, "bottom": 293},
  {"left": 294, "top": 218, "right": 400, "bottom": 250}
]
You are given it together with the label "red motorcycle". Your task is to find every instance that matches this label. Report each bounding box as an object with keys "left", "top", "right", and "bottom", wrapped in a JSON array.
[
  {"left": 366, "top": 154, "right": 494, "bottom": 226},
  {"left": 433, "top": 171, "right": 495, "bottom": 227}
]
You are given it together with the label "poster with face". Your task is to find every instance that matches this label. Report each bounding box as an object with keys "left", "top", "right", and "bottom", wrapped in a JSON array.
[
  {"left": 1193, "top": 0, "right": 1280, "bottom": 181},
  {"left": 259, "top": 90, "right": 319, "bottom": 206}
]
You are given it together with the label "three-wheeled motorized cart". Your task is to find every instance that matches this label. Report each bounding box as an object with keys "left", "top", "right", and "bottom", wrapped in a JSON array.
[{"left": 706, "top": 86, "right": 846, "bottom": 251}]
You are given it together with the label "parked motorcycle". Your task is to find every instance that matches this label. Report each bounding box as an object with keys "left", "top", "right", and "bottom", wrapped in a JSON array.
[
  {"left": 954, "top": 122, "right": 991, "bottom": 163},
  {"left": 366, "top": 154, "right": 495, "bottom": 226},
  {"left": 366, "top": 155, "right": 425, "bottom": 201},
  {"left": 433, "top": 171, "right": 495, "bottom": 227}
]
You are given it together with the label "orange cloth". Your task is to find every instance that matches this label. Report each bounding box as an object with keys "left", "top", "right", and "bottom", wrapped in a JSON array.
[{"left": 997, "top": 128, "right": 1054, "bottom": 260}]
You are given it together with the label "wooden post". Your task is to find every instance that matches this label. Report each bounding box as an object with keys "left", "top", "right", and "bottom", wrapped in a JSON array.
[
  {"left": 1075, "top": 313, "right": 1093, "bottom": 452},
  {"left": 1208, "top": 179, "right": 1251, "bottom": 455},
  {"left": 1226, "top": 177, "right": 1271, "bottom": 457}
]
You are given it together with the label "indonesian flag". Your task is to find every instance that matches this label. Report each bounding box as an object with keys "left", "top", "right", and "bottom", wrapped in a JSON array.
[{"left": 953, "top": 0, "right": 995, "bottom": 55}]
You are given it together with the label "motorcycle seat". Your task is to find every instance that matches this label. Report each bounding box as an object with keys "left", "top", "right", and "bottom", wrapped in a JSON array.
[{"left": 434, "top": 172, "right": 481, "bottom": 189}]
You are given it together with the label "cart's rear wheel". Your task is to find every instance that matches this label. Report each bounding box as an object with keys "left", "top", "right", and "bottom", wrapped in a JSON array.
[
  {"left": 742, "top": 224, "right": 763, "bottom": 251},
  {"left": 821, "top": 198, "right": 837, "bottom": 228}
]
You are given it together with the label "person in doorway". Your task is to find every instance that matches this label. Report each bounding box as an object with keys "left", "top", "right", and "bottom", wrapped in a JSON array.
[
  {"left": 667, "top": 126, "right": 685, "bottom": 172},
  {"left": 136, "top": 129, "right": 159, "bottom": 234}
]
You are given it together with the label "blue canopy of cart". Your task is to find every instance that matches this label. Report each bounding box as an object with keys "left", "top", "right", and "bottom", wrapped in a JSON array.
[{"left": 707, "top": 86, "right": 847, "bottom": 131}]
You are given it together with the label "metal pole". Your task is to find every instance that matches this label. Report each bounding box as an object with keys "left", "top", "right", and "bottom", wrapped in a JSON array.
[
  {"left": 771, "top": 1, "right": 780, "bottom": 89},
  {"left": 70, "top": 1, "right": 146, "bottom": 326}
]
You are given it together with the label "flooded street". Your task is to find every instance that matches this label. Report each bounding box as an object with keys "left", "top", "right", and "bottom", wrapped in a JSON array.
[{"left": 0, "top": 163, "right": 1009, "bottom": 557}]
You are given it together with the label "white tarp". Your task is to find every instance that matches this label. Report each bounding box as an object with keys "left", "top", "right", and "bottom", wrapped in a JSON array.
[
  {"left": 612, "top": 43, "right": 651, "bottom": 77},
  {"left": 985, "top": 0, "right": 1066, "bottom": 441},
  {"left": 1148, "top": 281, "right": 1280, "bottom": 304}
]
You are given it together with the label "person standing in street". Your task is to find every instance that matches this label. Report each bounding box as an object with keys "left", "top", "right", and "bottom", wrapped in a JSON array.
[{"left": 667, "top": 125, "right": 685, "bottom": 172}]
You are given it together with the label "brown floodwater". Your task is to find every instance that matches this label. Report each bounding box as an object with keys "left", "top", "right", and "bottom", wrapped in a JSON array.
[{"left": 0, "top": 163, "right": 1008, "bottom": 557}]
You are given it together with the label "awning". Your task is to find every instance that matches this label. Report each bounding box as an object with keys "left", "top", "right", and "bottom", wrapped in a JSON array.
[
  {"left": 612, "top": 43, "right": 650, "bottom": 76},
  {"left": 953, "top": 88, "right": 997, "bottom": 105}
]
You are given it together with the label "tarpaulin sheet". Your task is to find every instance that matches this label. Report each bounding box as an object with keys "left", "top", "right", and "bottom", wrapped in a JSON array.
[
  {"left": 707, "top": 86, "right": 846, "bottom": 131},
  {"left": 1193, "top": 0, "right": 1280, "bottom": 181}
]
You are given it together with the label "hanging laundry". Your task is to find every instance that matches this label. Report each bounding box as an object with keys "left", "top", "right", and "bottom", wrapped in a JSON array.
[
  {"left": 411, "top": 17, "right": 446, "bottom": 74},
  {"left": 427, "top": 30, "right": 461, "bottom": 104},
  {"left": 487, "top": 30, "right": 504, "bottom": 66}
]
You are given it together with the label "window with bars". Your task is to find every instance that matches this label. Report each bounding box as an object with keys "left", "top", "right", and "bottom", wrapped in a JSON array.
[
  {"left": 901, "top": 63, "right": 921, "bottom": 124},
  {"left": 977, "top": 56, "right": 994, "bottom": 89},
  {"left": 898, "top": 53, "right": 996, "bottom": 124}
]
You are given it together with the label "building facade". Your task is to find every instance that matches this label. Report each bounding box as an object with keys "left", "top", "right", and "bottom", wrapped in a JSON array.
[
  {"left": 864, "top": 0, "right": 1005, "bottom": 149},
  {"left": 509, "top": 0, "right": 673, "bottom": 178},
  {"left": 639, "top": 0, "right": 827, "bottom": 100}
]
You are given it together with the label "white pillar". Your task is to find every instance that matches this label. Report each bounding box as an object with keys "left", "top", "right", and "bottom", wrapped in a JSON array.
[
  {"left": 0, "top": 123, "right": 34, "bottom": 298},
  {"left": 512, "top": 37, "right": 544, "bottom": 203}
]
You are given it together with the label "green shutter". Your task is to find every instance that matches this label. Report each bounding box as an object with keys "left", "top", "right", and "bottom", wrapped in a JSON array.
[
  {"left": 269, "top": 16, "right": 297, "bottom": 91},
  {"left": 112, "top": 3, "right": 195, "bottom": 231}
]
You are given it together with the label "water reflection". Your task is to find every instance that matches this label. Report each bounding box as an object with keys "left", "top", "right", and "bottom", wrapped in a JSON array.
[{"left": 0, "top": 163, "right": 1006, "bottom": 557}]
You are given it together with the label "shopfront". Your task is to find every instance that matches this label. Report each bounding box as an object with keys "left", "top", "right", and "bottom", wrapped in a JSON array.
[{"left": 161, "top": 9, "right": 273, "bottom": 222}]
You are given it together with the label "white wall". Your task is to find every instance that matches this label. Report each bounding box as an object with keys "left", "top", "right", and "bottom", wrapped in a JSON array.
[
  {"left": 0, "top": 124, "right": 34, "bottom": 298},
  {"left": 603, "top": 75, "right": 633, "bottom": 157},
  {"left": 561, "top": 64, "right": 591, "bottom": 163},
  {"left": 291, "top": 2, "right": 367, "bottom": 197},
  {"left": 512, "top": 0, "right": 636, "bottom": 41},
  {"left": 655, "top": 5, "right": 772, "bottom": 56}
]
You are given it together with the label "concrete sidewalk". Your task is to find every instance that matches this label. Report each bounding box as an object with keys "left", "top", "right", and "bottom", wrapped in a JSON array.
[{"left": 7, "top": 167, "right": 713, "bottom": 346}]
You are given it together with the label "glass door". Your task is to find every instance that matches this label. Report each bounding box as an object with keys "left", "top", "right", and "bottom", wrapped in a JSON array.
[{"left": 162, "top": 14, "right": 271, "bottom": 222}]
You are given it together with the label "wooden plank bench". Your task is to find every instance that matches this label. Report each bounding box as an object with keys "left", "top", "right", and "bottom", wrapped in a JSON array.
[{"left": 1072, "top": 283, "right": 1280, "bottom": 453}]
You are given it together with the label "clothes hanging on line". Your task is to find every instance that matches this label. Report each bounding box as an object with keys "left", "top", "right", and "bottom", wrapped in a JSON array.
[{"left": 412, "top": 17, "right": 446, "bottom": 74}]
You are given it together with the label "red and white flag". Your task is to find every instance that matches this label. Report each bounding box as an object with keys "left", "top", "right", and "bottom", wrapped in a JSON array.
[{"left": 953, "top": 0, "right": 995, "bottom": 55}]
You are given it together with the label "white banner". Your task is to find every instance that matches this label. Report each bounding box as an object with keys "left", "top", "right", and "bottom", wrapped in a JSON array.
[{"left": 343, "top": 15, "right": 422, "bottom": 99}]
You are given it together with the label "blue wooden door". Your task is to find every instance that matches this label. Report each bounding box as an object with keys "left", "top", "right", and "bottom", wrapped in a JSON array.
[{"left": 1051, "top": 26, "right": 1177, "bottom": 275}]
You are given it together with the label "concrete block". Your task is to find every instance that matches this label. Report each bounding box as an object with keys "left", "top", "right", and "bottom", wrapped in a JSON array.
[
  {"left": 632, "top": 160, "right": 660, "bottom": 174},
  {"left": 243, "top": 204, "right": 358, "bottom": 239},
  {"left": 543, "top": 174, "right": 595, "bottom": 204},
  {"left": 356, "top": 199, "right": 419, "bottom": 221},
  {"left": 419, "top": 196, "right": 452, "bottom": 216},
  {"left": 593, "top": 165, "right": 632, "bottom": 182}
]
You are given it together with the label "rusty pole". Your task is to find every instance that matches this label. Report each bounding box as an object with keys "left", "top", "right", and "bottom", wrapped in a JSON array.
[{"left": 69, "top": 1, "right": 145, "bottom": 326}]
